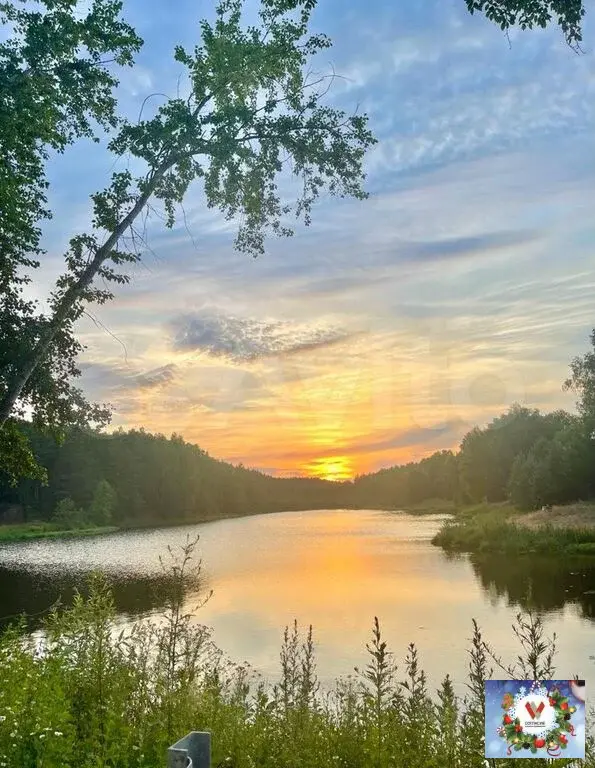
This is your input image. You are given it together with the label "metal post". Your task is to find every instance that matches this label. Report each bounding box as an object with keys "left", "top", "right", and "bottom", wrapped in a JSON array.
[{"left": 167, "top": 731, "right": 211, "bottom": 768}]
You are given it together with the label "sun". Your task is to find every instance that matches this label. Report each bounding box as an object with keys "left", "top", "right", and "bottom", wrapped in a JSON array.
[{"left": 305, "top": 456, "right": 354, "bottom": 482}]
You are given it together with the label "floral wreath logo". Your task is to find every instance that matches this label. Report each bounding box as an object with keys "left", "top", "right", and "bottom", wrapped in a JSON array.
[{"left": 497, "top": 681, "right": 578, "bottom": 756}]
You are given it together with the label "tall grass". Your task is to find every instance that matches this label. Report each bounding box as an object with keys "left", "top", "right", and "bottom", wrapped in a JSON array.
[
  {"left": 0, "top": 536, "right": 592, "bottom": 768},
  {"left": 0, "top": 522, "right": 118, "bottom": 543},
  {"left": 432, "top": 504, "right": 595, "bottom": 555}
]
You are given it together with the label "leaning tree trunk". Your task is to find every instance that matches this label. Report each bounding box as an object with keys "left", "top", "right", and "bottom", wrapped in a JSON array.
[{"left": 0, "top": 161, "right": 173, "bottom": 428}]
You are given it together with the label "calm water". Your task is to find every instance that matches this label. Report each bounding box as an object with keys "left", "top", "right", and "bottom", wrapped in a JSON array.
[{"left": 1, "top": 509, "right": 594, "bottom": 691}]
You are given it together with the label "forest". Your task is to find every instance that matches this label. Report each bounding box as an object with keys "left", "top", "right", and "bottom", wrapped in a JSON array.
[
  {"left": 0, "top": 424, "right": 353, "bottom": 527},
  {"left": 347, "top": 327, "right": 595, "bottom": 511},
  {"left": 2, "top": 329, "right": 594, "bottom": 528}
]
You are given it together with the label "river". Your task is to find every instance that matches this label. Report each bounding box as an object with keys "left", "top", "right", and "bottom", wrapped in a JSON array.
[{"left": 1, "top": 509, "right": 594, "bottom": 691}]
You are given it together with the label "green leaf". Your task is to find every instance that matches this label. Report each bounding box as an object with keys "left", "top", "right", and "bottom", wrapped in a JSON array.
[
  {"left": 0, "top": 421, "right": 48, "bottom": 486},
  {"left": 0, "top": 0, "right": 376, "bottom": 468}
]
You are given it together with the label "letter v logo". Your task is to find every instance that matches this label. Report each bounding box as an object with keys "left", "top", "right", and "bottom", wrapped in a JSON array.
[{"left": 525, "top": 701, "right": 545, "bottom": 719}]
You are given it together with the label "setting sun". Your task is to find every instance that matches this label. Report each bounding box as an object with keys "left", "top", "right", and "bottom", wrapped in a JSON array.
[
  {"left": 304, "top": 456, "right": 354, "bottom": 482},
  {"left": 1, "top": 0, "right": 594, "bottom": 761}
]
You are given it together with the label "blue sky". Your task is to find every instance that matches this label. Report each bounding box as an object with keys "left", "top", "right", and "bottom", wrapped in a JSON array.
[{"left": 35, "top": 0, "right": 595, "bottom": 478}]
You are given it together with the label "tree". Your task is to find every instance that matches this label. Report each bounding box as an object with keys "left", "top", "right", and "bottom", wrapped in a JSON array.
[
  {"left": 0, "top": 0, "right": 376, "bottom": 480},
  {"left": 0, "top": 0, "right": 142, "bottom": 276},
  {"left": 2, "top": 0, "right": 583, "bottom": 485},
  {"left": 508, "top": 420, "right": 594, "bottom": 509},
  {"left": 458, "top": 405, "right": 571, "bottom": 503},
  {"left": 564, "top": 328, "right": 595, "bottom": 433},
  {"left": 1, "top": 421, "right": 355, "bottom": 525},
  {"left": 53, "top": 496, "right": 85, "bottom": 528},
  {"left": 458, "top": 426, "right": 497, "bottom": 502},
  {"left": 88, "top": 479, "right": 116, "bottom": 525},
  {"left": 465, "top": 0, "right": 586, "bottom": 49},
  {"left": 507, "top": 451, "right": 538, "bottom": 510},
  {"left": 0, "top": 0, "right": 142, "bottom": 483}
]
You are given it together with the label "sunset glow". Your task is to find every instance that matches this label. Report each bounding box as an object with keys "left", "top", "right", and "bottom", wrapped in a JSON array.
[
  {"left": 57, "top": 0, "right": 594, "bottom": 477},
  {"left": 305, "top": 456, "right": 355, "bottom": 482}
]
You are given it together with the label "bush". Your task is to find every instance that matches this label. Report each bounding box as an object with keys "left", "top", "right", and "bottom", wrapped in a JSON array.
[
  {"left": 88, "top": 480, "right": 117, "bottom": 526},
  {"left": 52, "top": 497, "right": 87, "bottom": 529}
]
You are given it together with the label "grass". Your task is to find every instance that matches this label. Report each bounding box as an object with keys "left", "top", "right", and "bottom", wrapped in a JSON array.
[
  {"left": 516, "top": 501, "right": 595, "bottom": 531},
  {"left": 0, "top": 522, "right": 119, "bottom": 543},
  {"left": 0, "top": 536, "right": 592, "bottom": 768},
  {"left": 432, "top": 502, "right": 595, "bottom": 555}
]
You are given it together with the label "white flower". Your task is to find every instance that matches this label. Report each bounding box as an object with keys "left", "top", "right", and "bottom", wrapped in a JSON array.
[
  {"left": 0, "top": 717, "right": 5, "bottom": 723},
  {"left": 54, "top": 731, "right": 63, "bottom": 737}
]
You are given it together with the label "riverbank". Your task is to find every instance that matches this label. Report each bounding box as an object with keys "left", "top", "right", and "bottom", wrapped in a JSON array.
[
  {"left": 0, "top": 522, "right": 119, "bottom": 543},
  {"left": 432, "top": 501, "right": 595, "bottom": 555},
  {"left": 0, "top": 506, "right": 303, "bottom": 543},
  {"left": 0, "top": 503, "right": 436, "bottom": 544},
  {"left": 0, "top": 506, "right": 351, "bottom": 543},
  {"left": 401, "top": 498, "right": 457, "bottom": 515}
]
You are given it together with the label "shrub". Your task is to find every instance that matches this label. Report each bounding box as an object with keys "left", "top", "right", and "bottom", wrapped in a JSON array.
[
  {"left": 52, "top": 498, "right": 87, "bottom": 529},
  {"left": 88, "top": 480, "right": 117, "bottom": 526}
]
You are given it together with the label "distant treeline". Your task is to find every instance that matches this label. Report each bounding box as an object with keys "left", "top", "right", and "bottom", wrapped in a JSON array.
[
  {"left": 352, "top": 406, "right": 594, "bottom": 510},
  {"left": 354, "top": 329, "right": 595, "bottom": 511},
  {"left": 0, "top": 425, "right": 354, "bottom": 526},
  {"left": 2, "top": 332, "right": 595, "bottom": 524}
]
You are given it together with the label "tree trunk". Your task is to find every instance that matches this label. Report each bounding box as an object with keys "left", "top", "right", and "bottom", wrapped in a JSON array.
[{"left": 0, "top": 161, "right": 173, "bottom": 428}]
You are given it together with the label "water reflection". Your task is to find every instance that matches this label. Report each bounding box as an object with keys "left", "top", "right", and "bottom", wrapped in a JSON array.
[
  {"left": 0, "top": 565, "right": 170, "bottom": 632},
  {"left": 0, "top": 510, "right": 594, "bottom": 691},
  {"left": 469, "top": 554, "right": 595, "bottom": 620}
]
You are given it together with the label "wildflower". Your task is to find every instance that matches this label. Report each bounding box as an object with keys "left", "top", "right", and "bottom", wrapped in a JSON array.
[
  {"left": 54, "top": 731, "right": 63, "bottom": 737},
  {"left": 0, "top": 717, "right": 5, "bottom": 723}
]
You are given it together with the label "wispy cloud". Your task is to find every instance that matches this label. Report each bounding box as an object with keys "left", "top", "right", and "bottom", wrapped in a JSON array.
[
  {"left": 271, "top": 421, "right": 461, "bottom": 463},
  {"left": 28, "top": 0, "right": 595, "bottom": 476},
  {"left": 131, "top": 363, "right": 178, "bottom": 389},
  {"left": 78, "top": 361, "right": 178, "bottom": 396},
  {"left": 169, "top": 310, "right": 354, "bottom": 362},
  {"left": 392, "top": 230, "right": 540, "bottom": 263}
]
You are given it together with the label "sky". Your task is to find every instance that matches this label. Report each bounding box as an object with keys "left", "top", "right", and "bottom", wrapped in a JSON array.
[{"left": 34, "top": 0, "right": 595, "bottom": 481}]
